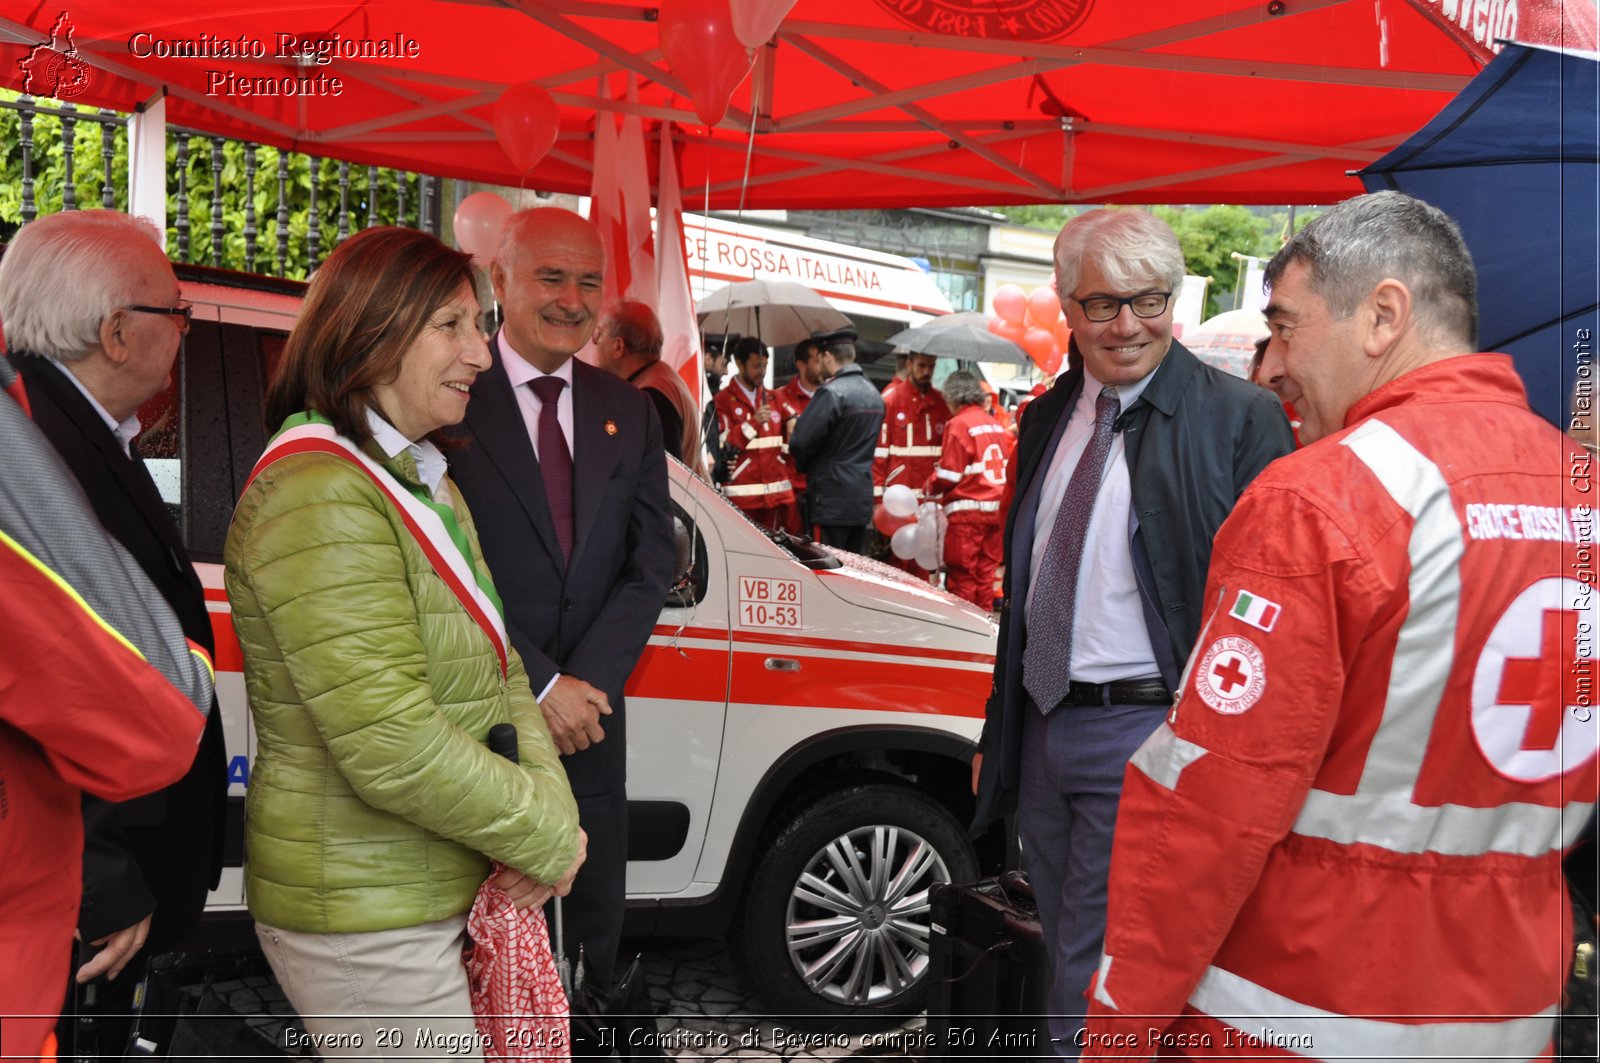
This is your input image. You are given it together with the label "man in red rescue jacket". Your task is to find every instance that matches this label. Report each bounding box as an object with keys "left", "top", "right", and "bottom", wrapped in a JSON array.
[
  {"left": 715, "top": 337, "right": 796, "bottom": 532},
  {"left": 925, "top": 370, "right": 1014, "bottom": 609},
  {"left": 775, "top": 337, "right": 826, "bottom": 528},
  {"left": 875, "top": 351, "right": 947, "bottom": 576},
  {"left": 1082, "top": 191, "right": 1596, "bottom": 1059}
]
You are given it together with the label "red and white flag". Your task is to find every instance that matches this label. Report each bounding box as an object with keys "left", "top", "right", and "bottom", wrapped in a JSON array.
[
  {"left": 589, "top": 74, "right": 655, "bottom": 313},
  {"left": 655, "top": 122, "right": 701, "bottom": 407}
]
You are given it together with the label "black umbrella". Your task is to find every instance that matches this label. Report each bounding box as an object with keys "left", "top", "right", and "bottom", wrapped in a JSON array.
[
  {"left": 887, "top": 312, "right": 1031, "bottom": 366},
  {"left": 1358, "top": 42, "right": 1598, "bottom": 427}
]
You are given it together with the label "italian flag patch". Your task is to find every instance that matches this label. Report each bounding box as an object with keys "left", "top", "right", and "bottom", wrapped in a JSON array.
[{"left": 1229, "top": 590, "right": 1281, "bottom": 632}]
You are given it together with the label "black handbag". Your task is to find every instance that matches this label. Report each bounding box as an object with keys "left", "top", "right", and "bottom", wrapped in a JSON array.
[{"left": 552, "top": 899, "right": 666, "bottom": 1062}]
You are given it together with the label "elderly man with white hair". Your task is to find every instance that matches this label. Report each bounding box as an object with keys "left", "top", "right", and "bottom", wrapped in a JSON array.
[{"left": 0, "top": 209, "right": 227, "bottom": 1056}]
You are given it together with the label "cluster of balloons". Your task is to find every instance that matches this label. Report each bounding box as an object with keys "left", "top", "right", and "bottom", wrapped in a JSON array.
[
  {"left": 491, "top": 1, "right": 798, "bottom": 179},
  {"left": 659, "top": 0, "right": 795, "bottom": 126},
  {"left": 872, "top": 485, "right": 947, "bottom": 573},
  {"left": 988, "top": 283, "right": 1071, "bottom": 377}
]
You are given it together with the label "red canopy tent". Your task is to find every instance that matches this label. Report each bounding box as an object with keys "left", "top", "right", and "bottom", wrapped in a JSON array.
[{"left": 1, "top": 0, "right": 1592, "bottom": 208}]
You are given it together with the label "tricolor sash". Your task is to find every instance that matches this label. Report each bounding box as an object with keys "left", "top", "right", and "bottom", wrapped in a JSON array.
[{"left": 245, "top": 417, "right": 509, "bottom": 679}]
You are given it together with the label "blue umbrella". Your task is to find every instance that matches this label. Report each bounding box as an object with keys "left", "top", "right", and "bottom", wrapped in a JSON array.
[{"left": 1359, "top": 42, "right": 1598, "bottom": 428}]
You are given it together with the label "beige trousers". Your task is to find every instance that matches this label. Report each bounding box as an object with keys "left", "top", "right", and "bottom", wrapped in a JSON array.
[{"left": 256, "top": 914, "right": 486, "bottom": 1061}]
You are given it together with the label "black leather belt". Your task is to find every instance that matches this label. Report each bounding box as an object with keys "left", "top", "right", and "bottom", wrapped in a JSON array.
[{"left": 1059, "top": 679, "right": 1172, "bottom": 707}]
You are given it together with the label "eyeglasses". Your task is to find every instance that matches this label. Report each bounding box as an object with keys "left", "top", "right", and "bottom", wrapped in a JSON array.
[
  {"left": 1069, "top": 292, "right": 1172, "bottom": 322},
  {"left": 124, "top": 302, "right": 193, "bottom": 334}
]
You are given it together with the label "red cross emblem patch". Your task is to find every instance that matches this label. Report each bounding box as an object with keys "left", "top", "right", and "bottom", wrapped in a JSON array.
[
  {"left": 1196, "top": 635, "right": 1267, "bottom": 715},
  {"left": 1471, "top": 576, "right": 1600, "bottom": 782},
  {"left": 981, "top": 443, "right": 1007, "bottom": 486}
]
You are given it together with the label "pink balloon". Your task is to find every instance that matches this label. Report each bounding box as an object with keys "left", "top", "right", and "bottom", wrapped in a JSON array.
[
  {"left": 1040, "top": 348, "right": 1064, "bottom": 376},
  {"left": 660, "top": 0, "right": 753, "bottom": 127},
  {"left": 992, "top": 284, "right": 1027, "bottom": 325},
  {"left": 730, "top": 0, "right": 797, "bottom": 47},
  {"left": 1026, "top": 286, "right": 1062, "bottom": 330},
  {"left": 454, "top": 192, "right": 513, "bottom": 263},
  {"left": 1023, "top": 326, "right": 1056, "bottom": 368},
  {"left": 494, "top": 82, "right": 561, "bottom": 172}
]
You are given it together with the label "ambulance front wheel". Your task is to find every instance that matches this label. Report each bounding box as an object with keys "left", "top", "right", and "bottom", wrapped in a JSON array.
[{"left": 734, "top": 780, "right": 979, "bottom": 1030}]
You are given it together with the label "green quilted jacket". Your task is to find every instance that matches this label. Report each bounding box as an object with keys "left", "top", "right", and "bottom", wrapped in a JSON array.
[{"left": 224, "top": 443, "right": 580, "bottom": 934}]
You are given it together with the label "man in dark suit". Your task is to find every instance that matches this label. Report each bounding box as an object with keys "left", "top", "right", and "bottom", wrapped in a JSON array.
[
  {"left": 448, "top": 208, "right": 675, "bottom": 987},
  {"left": 970, "top": 209, "right": 1294, "bottom": 1056},
  {"left": 0, "top": 210, "right": 226, "bottom": 1055}
]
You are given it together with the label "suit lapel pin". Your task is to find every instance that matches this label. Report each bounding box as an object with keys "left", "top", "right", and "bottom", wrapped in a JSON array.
[{"left": 605, "top": 420, "right": 618, "bottom": 436}]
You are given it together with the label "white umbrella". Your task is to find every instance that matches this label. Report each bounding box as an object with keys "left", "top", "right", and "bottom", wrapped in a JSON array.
[{"left": 697, "top": 279, "right": 852, "bottom": 347}]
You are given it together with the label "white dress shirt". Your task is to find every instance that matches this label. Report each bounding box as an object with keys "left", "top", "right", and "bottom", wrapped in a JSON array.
[
  {"left": 500, "top": 331, "right": 574, "bottom": 463},
  {"left": 1025, "top": 365, "right": 1162, "bottom": 684},
  {"left": 364, "top": 407, "right": 449, "bottom": 502}
]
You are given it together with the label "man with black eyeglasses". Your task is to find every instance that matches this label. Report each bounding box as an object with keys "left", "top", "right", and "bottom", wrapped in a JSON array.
[
  {"left": 0, "top": 209, "right": 226, "bottom": 1058},
  {"left": 970, "top": 208, "right": 1294, "bottom": 1058}
]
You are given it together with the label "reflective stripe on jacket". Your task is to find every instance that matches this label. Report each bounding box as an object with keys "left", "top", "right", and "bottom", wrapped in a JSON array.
[{"left": 1083, "top": 355, "right": 1593, "bottom": 1059}]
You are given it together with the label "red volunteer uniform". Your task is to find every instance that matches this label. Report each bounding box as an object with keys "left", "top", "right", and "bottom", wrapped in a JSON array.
[
  {"left": 715, "top": 380, "right": 796, "bottom": 531},
  {"left": 925, "top": 404, "right": 1014, "bottom": 609},
  {"left": 774, "top": 377, "right": 815, "bottom": 503},
  {"left": 1084, "top": 356, "right": 1595, "bottom": 1060},
  {"left": 1, "top": 539, "right": 205, "bottom": 1060},
  {"left": 874, "top": 383, "right": 948, "bottom": 503}
]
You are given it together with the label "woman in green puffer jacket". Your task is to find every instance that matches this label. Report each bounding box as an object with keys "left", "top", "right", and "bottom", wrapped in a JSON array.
[{"left": 225, "top": 227, "right": 582, "bottom": 1059}]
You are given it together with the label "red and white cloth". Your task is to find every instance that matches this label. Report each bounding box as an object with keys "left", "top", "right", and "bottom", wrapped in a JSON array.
[
  {"left": 465, "top": 875, "right": 570, "bottom": 1061},
  {"left": 1083, "top": 355, "right": 1596, "bottom": 1058}
]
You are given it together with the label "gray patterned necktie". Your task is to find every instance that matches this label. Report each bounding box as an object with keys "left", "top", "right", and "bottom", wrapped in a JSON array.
[{"left": 1022, "top": 385, "right": 1120, "bottom": 712}]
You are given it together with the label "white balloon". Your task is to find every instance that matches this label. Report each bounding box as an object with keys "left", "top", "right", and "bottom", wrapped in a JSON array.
[
  {"left": 915, "top": 541, "right": 940, "bottom": 572},
  {"left": 890, "top": 523, "right": 919, "bottom": 560},
  {"left": 883, "top": 484, "right": 918, "bottom": 519},
  {"left": 730, "top": 0, "right": 797, "bottom": 48}
]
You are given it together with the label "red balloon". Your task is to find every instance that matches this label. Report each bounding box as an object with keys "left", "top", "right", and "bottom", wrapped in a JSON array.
[
  {"left": 992, "top": 284, "right": 1027, "bottom": 325},
  {"left": 1022, "top": 326, "right": 1055, "bottom": 367},
  {"left": 873, "top": 504, "right": 915, "bottom": 537},
  {"left": 494, "top": 82, "right": 561, "bottom": 172},
  {"left": 1025, "top": 286, "right": 1061, "bottom": 330},
  {"left": 659, "top": 0, "right": 753, "bottom": 126},
  {"left": 1054, "top": 316, "right": 1073, "bottom": 353},
  {"left": 992, "top": 317, "right": 1025, "bottom": 344}
]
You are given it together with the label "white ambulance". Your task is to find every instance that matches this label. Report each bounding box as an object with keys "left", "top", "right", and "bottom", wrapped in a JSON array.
[{"left": 141, "top": 263, "right": 1000, "bottom": 1028}]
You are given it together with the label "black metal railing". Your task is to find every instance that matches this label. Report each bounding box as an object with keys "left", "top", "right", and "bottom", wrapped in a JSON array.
[{"left": 0, "top": 92, "right": 448, "bottom": 279}]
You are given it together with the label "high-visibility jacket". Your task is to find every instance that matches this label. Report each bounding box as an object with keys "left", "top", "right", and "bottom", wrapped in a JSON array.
[
  {"left": 1082, "top": 355, "right": 1595, "bottom": 1060},
  {"left": 924, "top": 404, "right": 1014, "bottom": 523},
  {"left": 714, "top": 381, "right": 794, "bottom": 511},
  {"left": 774, "top": 378, "right": 816, "bottom": 495},
  {"left": 874, "top": 383, "right": 947, "bottom": 501}
]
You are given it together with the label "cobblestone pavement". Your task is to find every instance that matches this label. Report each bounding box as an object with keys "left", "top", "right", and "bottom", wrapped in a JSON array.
[{"left": 634, "top": 938, "right": 923, "bottom": 1061}]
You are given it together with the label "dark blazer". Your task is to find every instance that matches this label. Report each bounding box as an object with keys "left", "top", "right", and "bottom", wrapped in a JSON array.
[
  {"left": 446, "top": 340, "right": 675, "bottom": 797},
  {"left": 973, "top": 341, "right": 1294, "bottom": 828},
  {"left": 788, "top": 362, "right": 885, "bottom": 525},
  {"left": 17, "top": 355, "right": 226, "bottom": 953}
]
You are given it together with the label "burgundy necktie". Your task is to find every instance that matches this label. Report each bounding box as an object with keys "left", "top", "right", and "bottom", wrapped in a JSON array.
[
  {"left": 529, "top": 376, "right": 573, "bottom": 564},
  {"left": 1022, "top": 385, "right": 1120, "bottom": 712}
]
